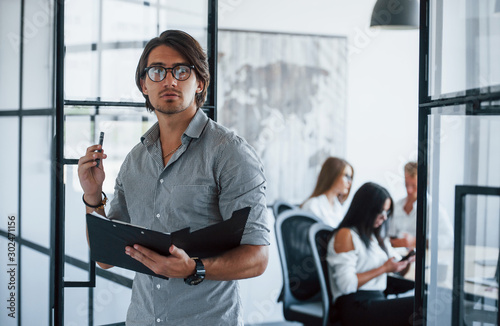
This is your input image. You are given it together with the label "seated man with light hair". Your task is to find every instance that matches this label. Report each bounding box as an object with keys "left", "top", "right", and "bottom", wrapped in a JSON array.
[{"left": 389, "top": 162, "right": 453, "bottom": 250}]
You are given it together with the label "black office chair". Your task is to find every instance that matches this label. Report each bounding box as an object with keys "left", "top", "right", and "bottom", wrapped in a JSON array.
[
  {"left": 275, "top": 209, "right": 323, "bottom": 325},
  {"left": 308, "top": 222, "right": 341, "bottom": 326},
  {"left": 272, "top": 199, "right": 295, "bottom": 220}
]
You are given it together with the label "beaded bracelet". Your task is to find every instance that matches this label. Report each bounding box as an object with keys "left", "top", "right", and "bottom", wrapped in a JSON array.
[{"left": 82, "top": 191, "right": 108, "bottom": 209}]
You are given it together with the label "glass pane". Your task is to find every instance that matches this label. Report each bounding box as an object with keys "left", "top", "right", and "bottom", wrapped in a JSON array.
[
  {"left": 100, "top": 48, "right": 146, "bottom": 102},
  {"left": 64, "top": 106, "right": 157, "bottom": 161},
  {"left": 101, "top": 0, "right": 157, "bottom": 43},
  {"left": 0, "top": 1, "right": 21, "bottom": 110},
  {"left": 65, "top": 0, "right": 97, "bottom": 46},
  {"left": 64, "top": 50, "right": 100, "bottom": 101},
  {"left": 64, "top": 266, "right": 89, "bottom": 326},
  {"left": 22, "top": 0, "right": 54, "bottom": 110},
  {"left": 93, "top": 274, "right": 132, "bottom": 325},
  {"left": 158, "top": 0, "right": 208, "bottom": 49},
  {"left": 0, "top": 118, "right": 19, "bottom": 219},
  {"left": 64, "top": 0, "right": 208, "bottom": 102},
  {"left": 21, "top": 116, "right": 52, "bottom": 248},
  {"left": 21, "top": 247, "right": 50, "bottom": 326},
  {"left": 429, "top": 0, "right": 500, "bottom": 98},
  {"left": 64, "top": 268, "right": 133, "bottom": 325},
  {"left": 65, "top": 164, "right": 91, "bottom": 266},
  {"left": 64, "top": 114, "right": 93, "bottom": 160},
  {"left": 462, "top": 195, "right": 499, "bottom": 326},
  {"left": 425, "top": 110, "right": 500, "bottom": 325}
]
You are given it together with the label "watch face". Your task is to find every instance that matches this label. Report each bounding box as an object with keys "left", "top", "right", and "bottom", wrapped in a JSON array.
[
  {"left": 185, "top": 258, "right": 205, "bottom": 286},
  {"left": 186, "top": 274, "right": 205, "bottom": 286},
  {"left": 190, "top": 276, "right": 204, "bottom": 285}
]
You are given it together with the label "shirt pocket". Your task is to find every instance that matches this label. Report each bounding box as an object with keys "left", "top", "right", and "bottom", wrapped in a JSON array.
[{"left": 166, "top": 184, "right": 219, "bottom": 230}]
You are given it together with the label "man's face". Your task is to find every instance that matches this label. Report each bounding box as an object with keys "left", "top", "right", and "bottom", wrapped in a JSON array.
[
  {"left": 405, "top": 173, "right": 418, "bottom": 199},
  {"left": 141, "top": 45, "right": 203, "bottom": 116}
]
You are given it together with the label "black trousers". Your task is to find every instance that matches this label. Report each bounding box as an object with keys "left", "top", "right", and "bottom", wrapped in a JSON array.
[{"left": 334, "top": 290, "right": 414, "bottom": 326}]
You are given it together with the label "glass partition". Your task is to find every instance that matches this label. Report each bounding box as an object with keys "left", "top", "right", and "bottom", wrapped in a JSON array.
[
  {"left": 423, "top": 110, "right": 500, "bottom": 325},
  {"left": 61, "top": 0, "right": 213, "bottom": 324},
  {"left": 64, "top": 0, "right": 208, "bottom": 102},
  {"left": 0, "top": 1, "right": 215, "bottom": 325},
  {"left": 460, "top": 192, "right": 499, "bottom": 326},
  {"left": 0, "top": 1, "right": 21, "bottom": 110},
  {"left": 418, "top": 0, "right": 500, "bottom": 323},
  {"left": 429, "top": 0, "right": 500, "bottom": 98}
]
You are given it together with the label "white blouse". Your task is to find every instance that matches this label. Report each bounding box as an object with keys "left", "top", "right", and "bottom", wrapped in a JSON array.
[
  {"left": 326, "top": 228, "right": 401, "bottom": 303},
  {"left": 302, "top": 194, "right": 344, "bottom": 228}
]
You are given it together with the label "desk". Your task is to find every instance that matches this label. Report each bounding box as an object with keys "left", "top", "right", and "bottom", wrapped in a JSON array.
[{"left": 404, "top": 246, "right": 498, "bottom": 301}]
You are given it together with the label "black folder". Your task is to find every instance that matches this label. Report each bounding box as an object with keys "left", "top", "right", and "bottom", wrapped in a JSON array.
[{"left": 86, "top": 207, "right": 250, "bottom": 279}]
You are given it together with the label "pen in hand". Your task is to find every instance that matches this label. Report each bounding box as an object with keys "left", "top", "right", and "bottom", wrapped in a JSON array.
[{"left": 96, "top": 132, "right": 104, "bottom": 167}]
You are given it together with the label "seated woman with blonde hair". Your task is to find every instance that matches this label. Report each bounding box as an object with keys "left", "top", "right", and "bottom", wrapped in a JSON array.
[
  {"left": 327, "top": 182, "right": 414, "bottom": 326},
  {"left": 301, "top": 157, "right": 353, "bottom": 228}
]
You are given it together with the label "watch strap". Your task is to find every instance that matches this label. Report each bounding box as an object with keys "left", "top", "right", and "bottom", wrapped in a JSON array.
[{"left": 184, "top": 258, "right": 205, "bottom": 285}]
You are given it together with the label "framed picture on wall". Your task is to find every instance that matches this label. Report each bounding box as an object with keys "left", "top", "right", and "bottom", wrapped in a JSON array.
[{"left": 218, "top": 29, "right": 348, "bottom": 203}]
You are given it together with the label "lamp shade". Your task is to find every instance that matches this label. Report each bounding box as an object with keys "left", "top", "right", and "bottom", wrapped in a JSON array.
[{"left": 370, "top": 0, "right": 419, "bottom": 29}]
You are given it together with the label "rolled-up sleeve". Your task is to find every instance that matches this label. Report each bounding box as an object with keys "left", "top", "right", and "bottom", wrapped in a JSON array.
[{"left": 216, "top": 136, "right": 270, "bottom": 246}]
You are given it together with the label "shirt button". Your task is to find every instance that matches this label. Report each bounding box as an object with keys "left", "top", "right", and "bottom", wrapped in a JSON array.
[
  {"left": 156, "top": 214, "right": 160, "bottom": 218},
  {"left": 156, "top": 284, "right": 161, "bottom": 289},
  {"left": 156, "top": 318, "right": 161, "bottom": 322},
  {"left": 160, "top": 179, "right": 164, "bottom": 184}
]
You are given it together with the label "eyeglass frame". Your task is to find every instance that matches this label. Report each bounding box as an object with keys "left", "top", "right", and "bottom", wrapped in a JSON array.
[
  {"left": 377, "top": 210, "right": 392, "bottom": 218},
  {"left": 143, "top": 64, "right": 196, "bottom": 82},
  {"left": 343, "top": 173, "right": 353, "bottom": 182}
]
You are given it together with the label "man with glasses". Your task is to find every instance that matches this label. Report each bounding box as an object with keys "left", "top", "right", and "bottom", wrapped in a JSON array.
[{"left": 78, "top": 30, "right": 270, "bottom": 325}]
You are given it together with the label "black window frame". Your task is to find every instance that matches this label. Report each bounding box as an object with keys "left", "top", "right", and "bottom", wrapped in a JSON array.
[
  {"left": 414, "top": 1, "right": 500, "bottom": 324},
  {"left": 0, "top": 1, "right": 218, "bottom": 325}
]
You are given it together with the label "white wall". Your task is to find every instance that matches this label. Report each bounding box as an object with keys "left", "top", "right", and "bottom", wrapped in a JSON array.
[
  {"left": 219, "top": 0, "right": 420, "bottom": 323},
  {"left": 220, "top": 0, "right": 419, "bottom": 202}
]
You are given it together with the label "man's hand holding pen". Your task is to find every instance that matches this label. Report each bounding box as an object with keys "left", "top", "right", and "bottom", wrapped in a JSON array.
[{"left": 78, "top": 141, "right": 107, "bottom": 207}]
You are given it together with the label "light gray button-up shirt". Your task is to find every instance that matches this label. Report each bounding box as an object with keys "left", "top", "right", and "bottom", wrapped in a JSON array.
[{"left": 107, "top": 109, "right": 270, "bottom": 326}]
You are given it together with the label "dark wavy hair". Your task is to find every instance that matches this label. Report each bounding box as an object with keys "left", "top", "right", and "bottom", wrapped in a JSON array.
[
  {"left": 135, "top": 30, "right": 210, "bottom": 112},
  {"left": 335, "top": 182, "right": 393, "bottom": 252}
]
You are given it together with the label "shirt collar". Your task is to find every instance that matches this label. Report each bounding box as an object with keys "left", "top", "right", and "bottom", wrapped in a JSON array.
[
  {"left": 184, "top": 108, "right": 209, "bottom": 139},
  {"left": 140, "top": 109, "right": 209, "bottom": 146},
  {"left": 141, "top": 122, "right": 160, "bottom": 146}
]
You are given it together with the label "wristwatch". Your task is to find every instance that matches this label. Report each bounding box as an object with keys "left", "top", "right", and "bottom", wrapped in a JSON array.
[{"left": 184, "top": 258, "right": 205, "bottom": 285}]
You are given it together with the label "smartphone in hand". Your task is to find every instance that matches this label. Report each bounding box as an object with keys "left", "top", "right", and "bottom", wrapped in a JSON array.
[{"left": 399, "top": 249, "right": 416, "bottom": 262}]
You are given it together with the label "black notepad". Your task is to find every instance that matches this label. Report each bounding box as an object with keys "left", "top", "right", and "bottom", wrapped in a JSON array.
[{"left": 86, "top": 207, "right": 250, "bottom": 279}]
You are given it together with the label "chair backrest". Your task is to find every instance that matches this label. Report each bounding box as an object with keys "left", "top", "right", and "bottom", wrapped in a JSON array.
[
  {"left": 272, "top": 200, "right": 295, "bottom": 219},
  {"left": 275, "top": 209, "right": 323, "bottom": 309},
  {"left": 308, "top": 223, "right": 335, "bottom": 326}
]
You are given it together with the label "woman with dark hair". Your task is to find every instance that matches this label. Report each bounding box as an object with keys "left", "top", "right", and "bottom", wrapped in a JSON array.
[
  {"left": 301, "top": 157, "right": 354, "bottom": 227},
  {"left": 326, "top": 182, "right": 414, "bottom": 326}
]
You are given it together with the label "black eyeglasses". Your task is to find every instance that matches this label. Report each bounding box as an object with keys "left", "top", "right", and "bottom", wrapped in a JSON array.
[
  {"left": 343, "top": 174, "right": 353, "bottom": 182},
  {"left": 144, "top": 64, "right": 195, "bottom": 82},
  {"left": 377, "top": 210, "right": 392, "bottom": 218}
]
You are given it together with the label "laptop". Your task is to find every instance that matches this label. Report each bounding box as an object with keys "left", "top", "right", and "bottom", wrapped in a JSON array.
[{"left": 465, "top": 251, "right": 499, "bottom": 288}]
